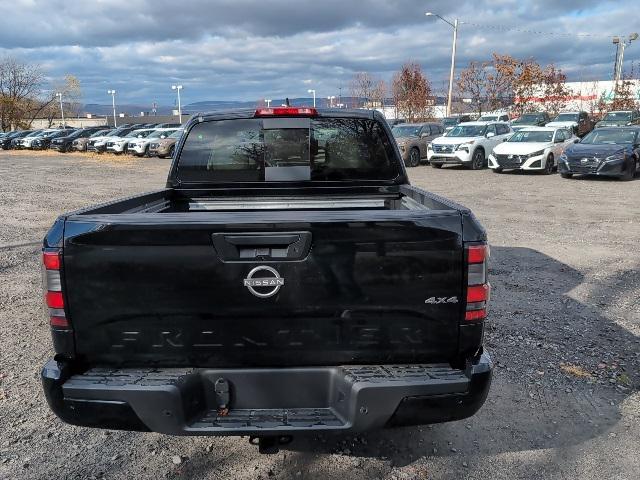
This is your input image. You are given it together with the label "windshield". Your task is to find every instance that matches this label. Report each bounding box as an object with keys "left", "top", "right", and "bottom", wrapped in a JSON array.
[
  {"left": 25, "top": 131, "right": 42, "bottom": 137},
  {"left": 168, "top": 130, "right": 183, "bottom": 139},
  {"left": 126, "top": 130, "right": 151, "bottom": 138},
  {"left": 580, "top": 129, "right": 637, "bottom": 144},
  {"left": 148, "top": 129, "right": 176, "bottom": 139},
  {"left": 65, "top": 130, "right": 84, "bottom": 138},
  {"left": 514, "top": 114, "right": 541, "bottom": 124},
  {"left": 553, "top": 113, "right": 578, "bottom": 122},
  {"left": 442, "top": 118, "right": 458, "bottom": 126},
  {"left": 507, "top": 130, "right": 553, "bottom": 142},
  {"left": 446, "top": 125, "right": 486, "bottom": 137},
  {"left": 90, "top": 130, "right": 109, "bottom": 138},
  {"left": 603, "top": 112, "right": 632, "bottom": 121},
  {"left": 478, "top": 115, "right": 498, "bottom": 121},
  {"left": 177, "top": 117, "right": 398, "bottom": 183},
  {"left": 392, "top": 125, "right": 421, "bottom": 137}
]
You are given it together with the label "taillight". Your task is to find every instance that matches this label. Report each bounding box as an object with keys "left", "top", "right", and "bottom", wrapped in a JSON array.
[
  {"left": 254, "top": 107, "right": 318, "bottom": 117},
  {"left": 42, "top": 249, "right": 69, "bottom": 329},
  {"left": 465, "top": 244, "right": 490, "bottom": 322}
]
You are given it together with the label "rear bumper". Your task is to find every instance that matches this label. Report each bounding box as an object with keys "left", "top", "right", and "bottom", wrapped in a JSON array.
[{"left": 42, "top": 352, "right": 492, "bottom": 436}]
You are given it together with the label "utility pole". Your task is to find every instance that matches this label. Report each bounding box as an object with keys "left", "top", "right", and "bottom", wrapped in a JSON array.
[
  {"left": 171, "top": 85, "right": 183, "bottom": 123},
  {"left": 107, "top": 90, "right": 117, "bottom": 127},
  {"left": 612, "top": 33, "right": 638, "bottom": 85},
  {"left": 426, "top": 13, "right": 459, "bottom": 117},
  {"left": 55, "top": 92, "right": 65, "bottom": 127},
  {"left": 307, "top": 89, "right": 316, "bottom": 107}
]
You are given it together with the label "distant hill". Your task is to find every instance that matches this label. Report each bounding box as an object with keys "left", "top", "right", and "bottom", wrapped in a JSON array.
[{"left": 83, "top": 97, "right": 361, "bottom": 116}]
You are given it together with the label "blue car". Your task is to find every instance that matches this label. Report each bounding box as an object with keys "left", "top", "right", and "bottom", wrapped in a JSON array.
[{"left": 558, "top": 127, "right": 640, "bottom": 180}]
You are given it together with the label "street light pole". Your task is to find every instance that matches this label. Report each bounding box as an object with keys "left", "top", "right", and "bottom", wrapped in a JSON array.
[
  {"left": 55, "top": 92, "right": 65, "bottom": 128},
  {"left": 307, "top": 89, "right": 316, "bottom": 107},
  {"left": 107, "top": 89, "right": 117, "bottom": 127},
  {"left": 612, "top": 33, "right": 638, "bottom": 85},
  {"left": 171, "top": 85, "right": 183, "bottom": 123},
  {"left": 426, "top": 12, "right": 459, "bottom": 117}
]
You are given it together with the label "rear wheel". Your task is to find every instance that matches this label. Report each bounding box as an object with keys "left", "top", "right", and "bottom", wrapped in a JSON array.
[
  {"left": 431, "top": 162, "right": 443, "bottom": 169},
  {"left": 470, "top": 149, "right": 485, "bottom": 170},
  {"left": 560, "top": 173, "right": 573, "bottom": 179},
  {"left": 408, "top": 148, "right": 420, "bottom": 167},
  {"left": 543, "top": 154, "right": 554, "bottom": 175}
]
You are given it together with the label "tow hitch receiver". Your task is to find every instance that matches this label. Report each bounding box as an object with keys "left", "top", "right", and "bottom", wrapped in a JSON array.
[{"left": 249, "top": 435, "right": 293, "bottom": 454}]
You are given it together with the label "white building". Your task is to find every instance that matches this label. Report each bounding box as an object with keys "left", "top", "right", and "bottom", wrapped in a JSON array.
[{"left": 517, "top": 80, "right": 640, "bottom": 112}]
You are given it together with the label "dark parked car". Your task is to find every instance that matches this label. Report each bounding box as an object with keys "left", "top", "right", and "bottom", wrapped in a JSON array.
[
  {"left": 50, "top": 127, "right": 106, "bottom": 152},
  {"left": 546, "top": 111, "right": 593, "bottom": 137},
  {"left": 442, "top": 115, "right": 472, "bottom": 131},
  {"left": 11, "top": 130, "right": 43, "bottom": 149},
  {"left": 32, "top": 129, "right": 76, "bottom": 150},
  {"left": 1, "top": 130, "right": 31, "bottom": 149},
  {"left": 595, "top": 110, "right": 640, "bottom": 128},
  {"left": 558, "top": 127, "right": 639, "bottom": 180},
  {"left": 511, "top": 112, "right": 551, "bottom": 131},
  {"left": 71, "top": 129, "right": 111, "bottom": 152},
  {"left": 392, "top": 122, "right": 444, "bottom": 167},
  {"left": 40, "top": 107, "right": 492, "bottom": 453}
]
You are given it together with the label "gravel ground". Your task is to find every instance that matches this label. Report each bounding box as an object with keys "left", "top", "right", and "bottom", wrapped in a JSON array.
[{"left": 0, "top": 151, "right": 638, "bottom": 480}]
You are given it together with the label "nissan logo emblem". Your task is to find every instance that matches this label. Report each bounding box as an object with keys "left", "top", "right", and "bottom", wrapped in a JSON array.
[{"left": 243, "top": 266, "right": 285, "bottom": 298}]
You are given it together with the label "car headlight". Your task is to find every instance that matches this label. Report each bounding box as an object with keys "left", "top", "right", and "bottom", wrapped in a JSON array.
[
  {"left": 456, "top": 142, "right": 473, "bottom": 152},
  {"left": 604, "top": 153, "right": 625, "bottom": 162},
  {"left": 527, "top": 150, "right": 545, "bottom": 158}
]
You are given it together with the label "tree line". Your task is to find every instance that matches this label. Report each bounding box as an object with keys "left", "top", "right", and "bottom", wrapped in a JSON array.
[
  {"left": 0, "top": 57, "right": 82, "bottom": 131},
  {"left": 349, "top": 54, "right": 640, "bottom": 121}
]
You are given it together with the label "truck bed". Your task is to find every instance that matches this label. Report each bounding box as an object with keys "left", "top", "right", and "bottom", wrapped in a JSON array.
[{"left": 68, "top": 185, "right": 465, "bottom": 216}]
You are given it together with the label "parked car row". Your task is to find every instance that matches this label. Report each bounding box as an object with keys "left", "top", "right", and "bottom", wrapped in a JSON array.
[
  {"left": 391, "top": 119, "right": 639, "bottom": 180},
  {"left": 0, "top": 123, "right": 182, "bottom": 158}
]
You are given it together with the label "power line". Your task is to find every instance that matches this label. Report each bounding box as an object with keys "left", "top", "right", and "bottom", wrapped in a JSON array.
[{"left": 460, "top": 20, "right": 615, "bottom": 38}]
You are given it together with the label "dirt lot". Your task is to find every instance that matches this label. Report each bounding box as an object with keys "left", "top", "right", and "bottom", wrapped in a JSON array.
[{"left": 0, "top": 151, "right": 638, "bottom": 480}]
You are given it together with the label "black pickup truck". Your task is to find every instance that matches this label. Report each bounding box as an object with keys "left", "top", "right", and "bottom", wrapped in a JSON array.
[{"left": 41, "top": 107, "right": 492, "bottom": 453}]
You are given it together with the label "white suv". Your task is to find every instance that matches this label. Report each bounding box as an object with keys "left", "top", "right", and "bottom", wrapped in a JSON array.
[
  {"left": 427, "top": 122, "right": 513, "bottom": 169},
  {"left": 127, "top": 128, "right": 179, "bottom": 157}
]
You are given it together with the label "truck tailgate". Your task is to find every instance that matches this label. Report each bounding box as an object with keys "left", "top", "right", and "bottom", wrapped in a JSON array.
[{"left": 63, "top": 210, "right": 463, "bottom": 367}]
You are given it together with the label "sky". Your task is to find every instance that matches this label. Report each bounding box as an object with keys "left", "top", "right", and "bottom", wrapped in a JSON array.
[{"left": 1, "top": 0, "right": 639, "bottom": 106}]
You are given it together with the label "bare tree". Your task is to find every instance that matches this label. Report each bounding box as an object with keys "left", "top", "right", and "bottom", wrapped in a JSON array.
[
  {"left": 540, "top": 64, "right": 571, "bottom": 117},
  {"left": 0, "top": 56, "right": 46, "bottom": 130},
  {"left": 457, "top": 61, "right": 489, "bottom": 116},
  {"left": 42, "top": 75, "right": 84, "bottom": 127},
  {"left": 370, "top": 79, "right": 387, "bottom": 108},
  {"left": 392, "top": 62, "right": 432, "bottom": 122},
  {"left": 512, "top": 58, "right": 545, "bottom": 115},
  {"left": 349, "top": 72, "right": 376, "bottom": 108}
]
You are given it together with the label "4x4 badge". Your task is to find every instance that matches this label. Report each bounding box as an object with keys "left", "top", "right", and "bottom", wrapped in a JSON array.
[
  {"left": 243, "top": 266, "right": 285, "bottom": 298},
  {"left": 424, "top": 296, "right": 459, "bottom": 304}
]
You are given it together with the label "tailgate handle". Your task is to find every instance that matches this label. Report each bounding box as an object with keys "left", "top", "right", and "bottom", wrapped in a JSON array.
[{"left": 212, "top": 232, "right": 312, "bottom": 261}]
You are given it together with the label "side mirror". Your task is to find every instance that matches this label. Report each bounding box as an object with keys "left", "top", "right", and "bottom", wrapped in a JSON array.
[
  {"left": 573, "top": 138, "right": 580, "bottom": 143},
  {"left": 160, "top": 135, "right": 167, "bottom": 139},
  {"left": 486, "top": 132, "right": 495, "bottom": 138}
]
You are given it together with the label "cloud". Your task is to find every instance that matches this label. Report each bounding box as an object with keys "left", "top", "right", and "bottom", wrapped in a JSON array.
[{"left": 0, "top": 0, "right": 637, "bottom": 104}]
